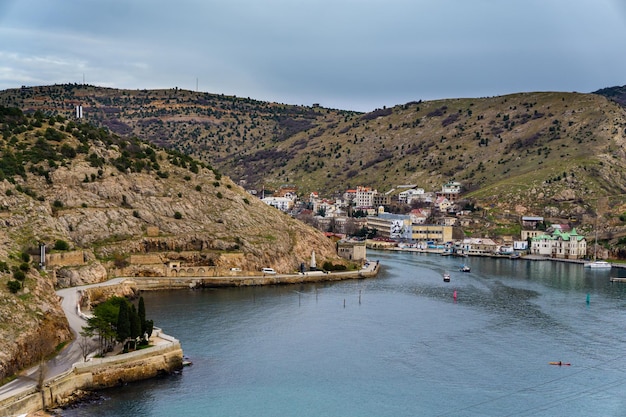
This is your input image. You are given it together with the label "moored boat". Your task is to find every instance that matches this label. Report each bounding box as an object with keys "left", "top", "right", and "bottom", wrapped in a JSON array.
[{"left": 583, "top": 260, "right": 611, "bottom": 269}]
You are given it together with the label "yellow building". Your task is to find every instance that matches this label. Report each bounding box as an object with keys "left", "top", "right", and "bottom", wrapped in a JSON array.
[
  {"left": 366, "top": 213, "right": 453, "bottom": 243},
  {"left": 410, "top": 224, "right": 453, "bottom": 243}
]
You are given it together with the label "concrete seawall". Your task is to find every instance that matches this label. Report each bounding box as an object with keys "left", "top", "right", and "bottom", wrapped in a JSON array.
[
  {"left": 129, "top": 262, "right": 381, "bottom": 290},
  {"left": 0, "top": 333, "right": 183, "bottom": 416}
]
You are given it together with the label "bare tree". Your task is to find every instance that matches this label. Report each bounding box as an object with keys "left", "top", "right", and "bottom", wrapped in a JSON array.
[
  {"left": 36, "top": 359, "right": 47, "bottom": 391},
  {"left": 344, "top": 218, "right": 357, "bottom": 236},
  {"left": 31, "top": 333, "right": 52, "bottom": 396},
  {"left": 78, "top": 331, "right": 96, "bottom": 362}
]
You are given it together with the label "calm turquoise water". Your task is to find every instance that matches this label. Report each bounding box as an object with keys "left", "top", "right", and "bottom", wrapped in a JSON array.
[{"left": 62, "top": 251, "right": 626, "bottom": 416}]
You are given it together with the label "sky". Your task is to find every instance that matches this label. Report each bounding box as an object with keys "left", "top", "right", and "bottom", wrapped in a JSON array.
[{"left": 1, "top": 0, "right": 626, "bottom": 112}]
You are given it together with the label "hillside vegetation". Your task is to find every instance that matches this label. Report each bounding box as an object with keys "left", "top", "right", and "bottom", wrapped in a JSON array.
[
  {"left": 0, "top": 106, "right": 341, "bottom": 381},
  {"left": 3, "top": 85, "right": 626, "bottom": 237},
  {"left": 3, "top": 83, "right": 626, "bottom": 380}
]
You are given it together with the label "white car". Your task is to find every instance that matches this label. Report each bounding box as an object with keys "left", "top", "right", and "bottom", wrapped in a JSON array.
[{"left": 261, "top": 267, "right": 276, "bottom": 275}]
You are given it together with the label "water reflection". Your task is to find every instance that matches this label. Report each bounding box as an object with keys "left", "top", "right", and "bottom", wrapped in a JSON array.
[{"left": 62, "top": 250, "right": 626, "bottom": 417}]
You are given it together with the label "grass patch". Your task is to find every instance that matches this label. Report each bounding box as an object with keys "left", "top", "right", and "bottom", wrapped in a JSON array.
[
  {"left": 1, "top": 374, "right": 17, "bottom": 386},
  {"left": 55, "top": 341, "right": 69, "bottom": 353}
]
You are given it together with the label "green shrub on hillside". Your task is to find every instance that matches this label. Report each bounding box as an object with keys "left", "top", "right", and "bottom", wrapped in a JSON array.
[
  {"left": 13, "top": 269, "right": 25, "bottom": 284},
  {"left": 7, "top": 280, "right": 21, "bottom": 293},
  {"left": 53, "top": 239, "right": 70, "bottom": 251}
]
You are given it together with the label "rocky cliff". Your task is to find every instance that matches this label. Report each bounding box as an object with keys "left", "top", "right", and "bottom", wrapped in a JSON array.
[{"left": 0, "top": 107, "right": 344, "bottom": 382}]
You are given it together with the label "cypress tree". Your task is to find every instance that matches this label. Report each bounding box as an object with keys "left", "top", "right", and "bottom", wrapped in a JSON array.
[
  {"left": 130, "top": 304, "right": 141, "bottom": 342},
  {"left": 138, "top": 296, "right": 146, "bottom": 336},
  {"left": 145, "top": 319, "right": 154, "bottom": 339},
  {"left": 116, "top": 300, "right": 130, "bottom": 344}
]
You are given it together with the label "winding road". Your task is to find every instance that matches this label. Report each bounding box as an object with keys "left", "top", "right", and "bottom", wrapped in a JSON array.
[{"left": 0, "top": 278, "right": 126, "bottom": 402}]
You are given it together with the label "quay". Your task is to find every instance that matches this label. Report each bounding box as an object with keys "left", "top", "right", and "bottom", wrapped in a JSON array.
[
  {"left": 367, "top": 243, "right": 626, "bottom": 268},
  {"left": 0, "top": 261, "right": 381, "bottom": 415},
  {"left": 127, "top": 261, "right": 380, "bottom": 291}
]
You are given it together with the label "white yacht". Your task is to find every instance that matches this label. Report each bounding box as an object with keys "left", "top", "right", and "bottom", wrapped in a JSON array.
[{"left": 583, "top": 260, "right": 611, "bottom": 269}]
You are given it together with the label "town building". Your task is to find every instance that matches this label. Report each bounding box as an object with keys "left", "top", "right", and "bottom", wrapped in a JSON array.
[
  {"left": 530, "top": 228, "right": 586, "bottom": 259},
  {"left": 366, "top": 213, "right": 452, "bottom": 243},
  {"left": 373, "top": 190, "right": 392, "bottom": 207},
  {"left": 355, "top": 186, "right": 378, "bottom": 208},
  {"left": 460, "top": 238, "right": 499, "bottom": 256},
  {"left": 398, "top": 188, "right": 425, "bottom": 205},
  {"left": 436, "top": 181, "right": 462, "bottom": 202},
  {"left": 337, "top": 239, "right": 367, "bottom": 261},
  {"left": 521, "top": 230, "right": 543, "bottom": 241},
  {"left": 410, "top": 224, "right": 453, "bottom": 243},
  {"left": 409, "top": 208, "right": 430, "bottom": 224},
  {"left": 366, "top": 213, "right": 411, "bottom": 240},
  {"left": 274, "top": 185, "right": 298, "bottom": 198},
  {"left": 261, "top": 196, "right": 293, "bottom": 212},
  {"left": 434, "top": 196, "right": 453, "bottom": 212}
]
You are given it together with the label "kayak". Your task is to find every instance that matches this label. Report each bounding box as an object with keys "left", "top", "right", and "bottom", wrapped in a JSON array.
[{"left": 549, "top": 362, "right": 571, "bottom": 366}]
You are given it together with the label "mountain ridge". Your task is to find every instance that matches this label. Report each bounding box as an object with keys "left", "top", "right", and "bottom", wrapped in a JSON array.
[{"left": 2, "top": 84, "right": 626, "bottom": 235}]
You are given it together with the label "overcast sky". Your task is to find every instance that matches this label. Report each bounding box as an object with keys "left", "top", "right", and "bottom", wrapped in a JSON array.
[{"left": 1, "top": 0, "right": 625, "bottom": 112}]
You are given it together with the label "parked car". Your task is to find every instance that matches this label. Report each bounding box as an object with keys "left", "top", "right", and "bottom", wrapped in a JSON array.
[{"left": 261, "top": 267, "right": 276, "bottom": 275}]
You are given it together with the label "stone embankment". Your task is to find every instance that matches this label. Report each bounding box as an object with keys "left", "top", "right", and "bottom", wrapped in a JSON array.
[
  {"left": 0, "top": 262, "right": 380, "bottom": 416},
  {"left": 128, "top": 261, "right": 381, "bottom": 290},
  {"left": 0, "top": 330, "right": 183, "bottom": 416}
]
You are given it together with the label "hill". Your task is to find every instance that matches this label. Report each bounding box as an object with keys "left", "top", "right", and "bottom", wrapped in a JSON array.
[
  {"left": 3, "top": 85, "right": 626, "bottom": 238},
  {"left": 0, "top": 106, "right": 342, "bottom": 381}
]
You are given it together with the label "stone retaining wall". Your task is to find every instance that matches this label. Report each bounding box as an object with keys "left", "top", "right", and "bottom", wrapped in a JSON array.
[
  {"left": 130, "top": 262, "right": 380, "bottom": 290},
  {"left": 0, "top": 337, "right": 183, "bottom": 416},
  {"left": 46, "top": 250, "right": 86, "bottom": 267}
]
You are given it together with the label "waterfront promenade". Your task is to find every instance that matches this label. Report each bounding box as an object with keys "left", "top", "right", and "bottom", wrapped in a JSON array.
[
  {"left": 128, "top": 260, "right": 381, "bottom": 290},
  {"left": 370, "top": 243, "right": 626, "bottom": 268}
]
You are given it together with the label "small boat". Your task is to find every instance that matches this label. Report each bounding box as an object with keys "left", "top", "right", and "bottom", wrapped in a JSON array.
[
  {"left": 583, "top": 260, "right": 611, "bottom": 268},
  {"left": 443, "top": 272, "right": 450, "bottom": 282},
  {"left": 549, "top": 361, "right": 571, "bottom": 366},
  {"left": 459, "top": 264, "right": 470, "bottom": 272},
  {"left": 585, "top": 217, "right": 610, "bottom": 268}
]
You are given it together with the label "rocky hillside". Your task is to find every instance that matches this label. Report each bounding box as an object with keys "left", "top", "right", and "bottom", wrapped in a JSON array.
[
  {"left": 3, "top": 85, "right": 626, "bottom": 240},
  {"left": 0, "top": 86, "right": 624, "bottom": 197},
  {"left": 0, "top": 107, "right": 342, "bottom": 381}
]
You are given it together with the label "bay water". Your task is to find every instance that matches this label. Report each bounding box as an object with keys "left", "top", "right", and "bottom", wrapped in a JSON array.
[{"left": 62, "top": 250, "right": 626, "bottom": 416}]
